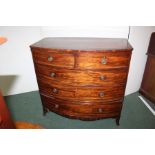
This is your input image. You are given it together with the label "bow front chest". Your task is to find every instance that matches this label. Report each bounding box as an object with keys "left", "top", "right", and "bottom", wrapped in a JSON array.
[{"left": 30, "top": 37, "right": 133, "bottom": 125}]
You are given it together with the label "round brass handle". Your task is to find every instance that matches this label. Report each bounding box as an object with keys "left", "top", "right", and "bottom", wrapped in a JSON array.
[
  {"left": 101, "top": 56, "right": 107, "bottom": 64},
  {"left": 100, "top": 75, "right": 105, "bottom": 80},
  {"left": 52, "top": 88, "right": 58, "bottom": 93},
  {"left": 50, "top": 72, "right": 56, "bottom": 77},
  {"left": 55, "top": 104, "right": 59, "bottom": 109},
  {"left": 99, "top": 92, "right": 104, "bottom": 97},
  {"left": 98, "top": 108, "right": 103, "bottom": 113},
  {"left": 48, "top": 56, "right": 53, "bottom": 62}
]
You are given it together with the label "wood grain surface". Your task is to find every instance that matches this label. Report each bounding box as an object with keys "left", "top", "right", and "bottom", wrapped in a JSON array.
[
  {"left": 40, "top": 94, "right": 122, "bottom": 121},
  {"left": 30, "top": 38, "right": 133, "bottom": 124},
  {"left": 34, "top": 63, "right": 128, "bottom": 86}
]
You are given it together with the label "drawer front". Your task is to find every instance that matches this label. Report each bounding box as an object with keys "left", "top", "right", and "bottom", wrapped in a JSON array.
[
  {"left": 35, "top": 64, "right": 128, "bottom": 86},
  {"left": 38, "top": 80, "right": 75, "bottom": 99},
  {"left": 38, "top": 78, "right": 125, "bottom": 101},
  {"left": 76, "top": 85, "right": 125, "bottom": 101},
  {"left": 41, "top": 95, "right": 122, "bottom": 116},
  {"left": 31, "top": 48, "right": 74, "bottom": 68},
  {"left": 77, "top": 51, "right": 131, "bottom": 69}
]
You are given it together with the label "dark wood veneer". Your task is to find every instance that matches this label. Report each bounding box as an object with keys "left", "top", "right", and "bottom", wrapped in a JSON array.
[
  {"left": 40, "top": 94, "right": 122, "bottom": 121},
  {"left": 38, "top": 79, "right": 125, "bottom": 101},
  {"left": 139, "top": 33, "right": 155, "bottom": 104},
  {"left": 140, "top": 54, "right": 155, "bottom": 103},
  {"left": 30, "top": 37, "right": 133, "bottom": 125},
  {"left": 32, "top": 48, "right": 74, "bottom": 69},
  {"left": 34, "top": 63, "right": 128, "bottom": 86}
]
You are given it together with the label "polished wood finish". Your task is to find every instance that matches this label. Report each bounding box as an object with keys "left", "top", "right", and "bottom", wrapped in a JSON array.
[
  {"left": 38, "top": 79, "right": 125, "bottom": 101},
  {"left": 30, "top": 37, "right": 133, "bottom": 125},
  {"left": 139, "top": 32, "right": 155, "bottom": 103},
  {"left": 40, "top": 95, "right": 122, "bottom": 120},
  {"left": 77, "top": 52, "right": 131, "bottom": 69},
  {"left": 32, "top": 48, "right": 74, "bottom": 69},
  {"left": 147, "top": 33, "right": 155, "bottom": 56},
  {"left": 140, "top": 33, "right": 155, "bottom": 103},
  {"left": 35, "top": 63, "right": 128, "bottom": 86},
  {"left": 31, "top": 37, "right": 132, "bottom": 51},
  {"left": 140, "top": 56, "right": 155, "bottom": 103}
]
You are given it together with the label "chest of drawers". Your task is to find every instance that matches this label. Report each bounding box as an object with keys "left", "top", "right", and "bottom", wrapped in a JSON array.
[{"left": 30, "top": 37, "right": 133, "bottom": 125}]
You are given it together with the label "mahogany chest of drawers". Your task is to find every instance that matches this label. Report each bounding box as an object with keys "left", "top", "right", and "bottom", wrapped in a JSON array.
[{"left": 30, "top": 37, "right": 133, "bottom": 125}]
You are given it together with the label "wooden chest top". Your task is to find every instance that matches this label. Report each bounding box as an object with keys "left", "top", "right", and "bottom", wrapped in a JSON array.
[{"left": 30, "top": 37, "right": 133, "bottom": 51}]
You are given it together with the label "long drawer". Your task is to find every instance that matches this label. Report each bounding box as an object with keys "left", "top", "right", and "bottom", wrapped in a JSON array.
[
  {"left": 38, "top": 80, "right": 125, "bottom": 101},
  {"left": 41, "top": 95, "right": 122, "bottom": 119},
  {"left": 35, "top": 63, "right": 128, "bottom": 86}
]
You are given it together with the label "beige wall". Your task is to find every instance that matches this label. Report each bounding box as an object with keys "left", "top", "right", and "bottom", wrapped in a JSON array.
[{"left": 0, "top": 27, "right": 41, "bottom": 95}]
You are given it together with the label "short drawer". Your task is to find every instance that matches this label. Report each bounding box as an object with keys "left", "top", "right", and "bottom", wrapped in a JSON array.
[
  {"left": 35, "top": 63, "right": 128, "bottom": 86},
  {"left": 31, "top": 48, "right": 74, "bottom": 68},
  {"left": 38, "top": 80, "right": 75, "bottom": 99},
  {"left": 77, "top": 51, "right": 131, "bottom": 69},
  {"left": 76, "top": 85, "right": 125, "bottom": 101},
  {"left": 41, "top": 95, "right": 122, "bottom": 115}
]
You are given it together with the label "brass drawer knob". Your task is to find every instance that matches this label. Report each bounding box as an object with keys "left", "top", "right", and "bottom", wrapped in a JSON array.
[
  {"left": 98, "top": 108, "right": 103, "bottom": 113},
  {"left": 50, "top": 72, "right": 56, "bottom": 77},
  {"left": 55, "top": 104, "right": 59, "bottom": 109},
  {"left": 99, "top": 92, "right": 104, "bottom": 97},
  {"left": 100, "top": 75, "right": 105, "bottom": 80},
  {"left": 101, "top": 56, "right": 107, "bottom": 64},
  {"left": 52, "top": 88, "right": 58, "bottom": 93},
  {"left": 48, "top": 56, "right": 53, "bottom": 62}
]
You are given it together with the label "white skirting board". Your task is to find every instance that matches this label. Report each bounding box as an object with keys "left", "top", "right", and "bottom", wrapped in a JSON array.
[{"left": 138, "top": 96, "right": 155, "bottom": 116}]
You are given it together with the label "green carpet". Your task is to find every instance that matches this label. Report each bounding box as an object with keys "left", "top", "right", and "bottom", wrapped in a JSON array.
[{"left": 4, "top": 91, "right": 155, "bottom": 129}]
